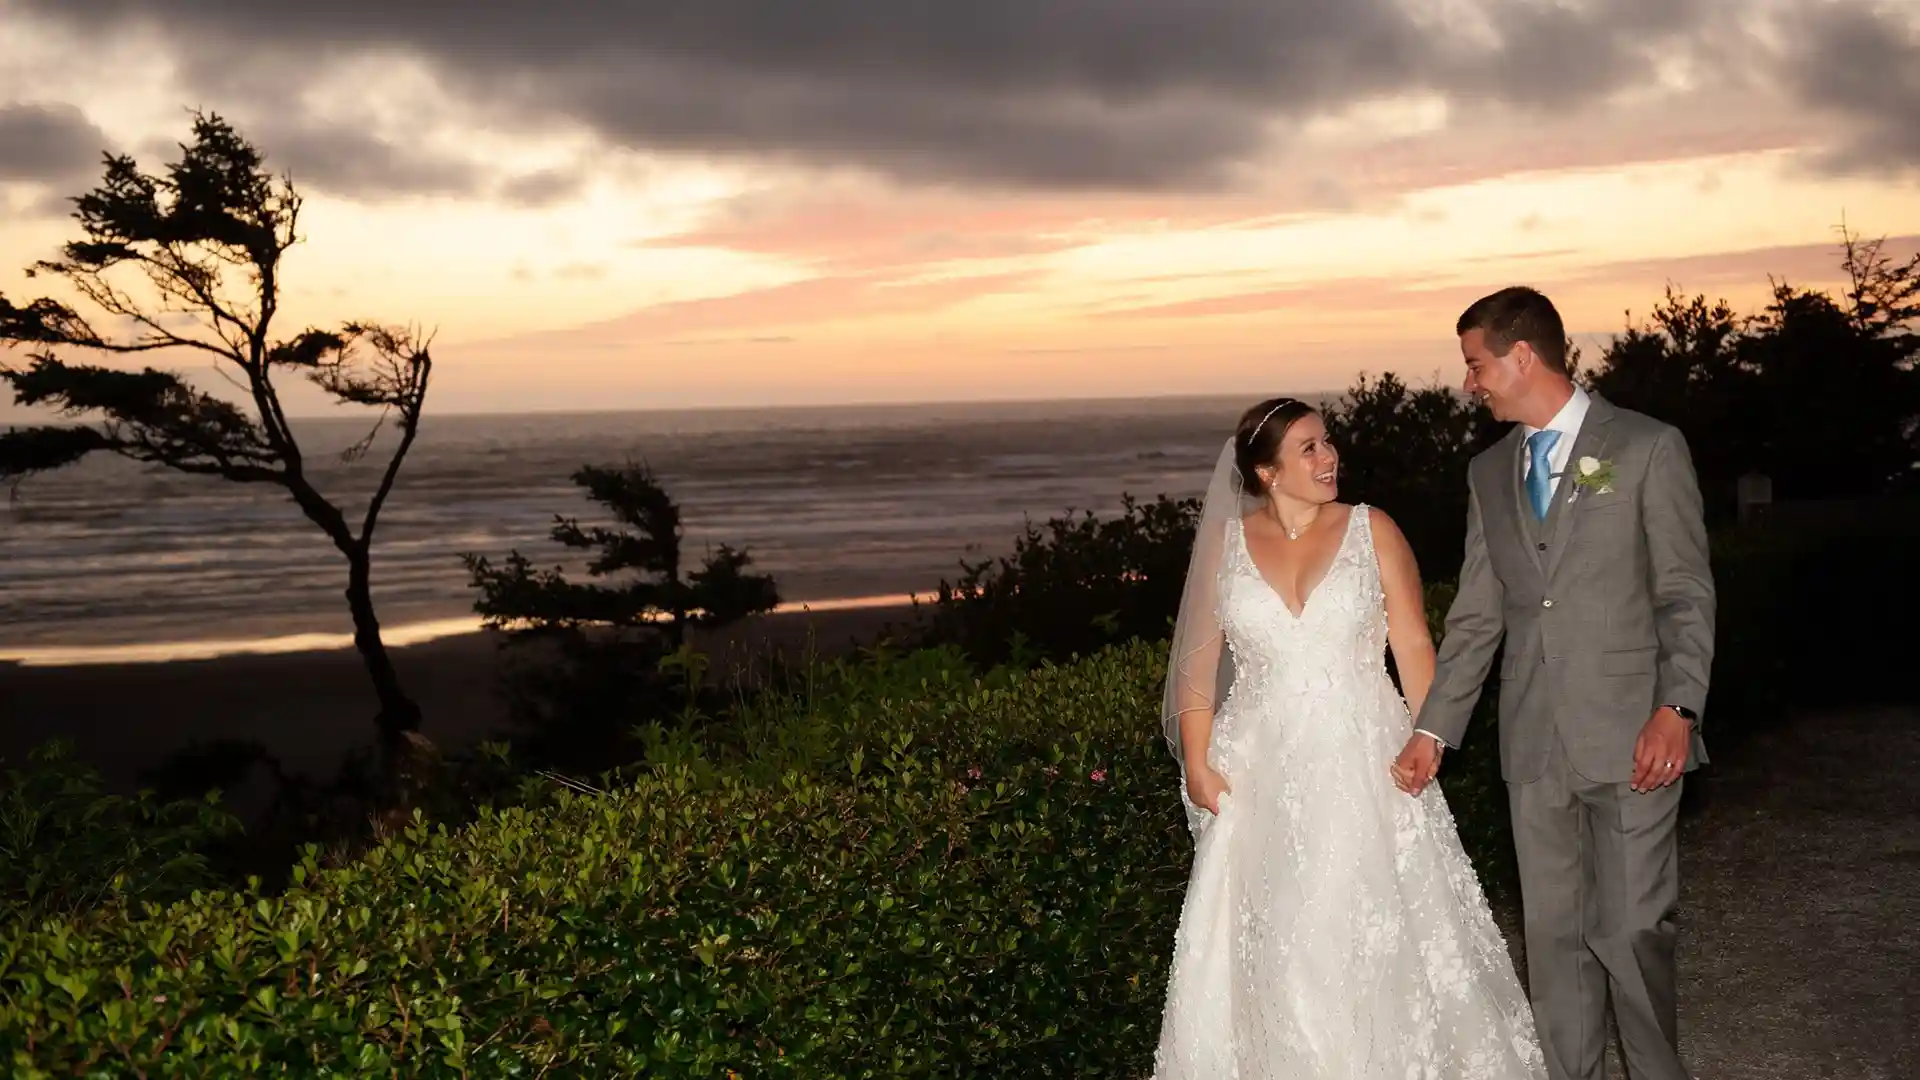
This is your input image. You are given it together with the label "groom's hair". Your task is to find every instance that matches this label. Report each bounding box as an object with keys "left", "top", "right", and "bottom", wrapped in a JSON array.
[{"left": 1457, "top": 287, "right": 1568, "bottom": 374}]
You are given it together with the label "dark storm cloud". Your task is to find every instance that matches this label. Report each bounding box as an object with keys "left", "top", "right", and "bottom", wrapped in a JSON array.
[
  {"left": 1443, "top": 0, "right": 1708, "bottom": 110},
  {"left": 1779, "top": 1, "right": 1920, "bottom": 175},
  {"left": 497, "top": 168, "right": 588, "bottom": 208},
  {"left": 0, "top": 101, "right": 109, "bottom": 184},
  {"left": 245, "top": 120, "right": 485, "bottom": 200},
  {"left": 2, "top": 0, "right": 1793, "bottom": 189}
]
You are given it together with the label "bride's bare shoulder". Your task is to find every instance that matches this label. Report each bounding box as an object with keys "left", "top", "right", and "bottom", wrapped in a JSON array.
[{"left": 1364, "top": 506, "right": 1416, "bottom": 556}]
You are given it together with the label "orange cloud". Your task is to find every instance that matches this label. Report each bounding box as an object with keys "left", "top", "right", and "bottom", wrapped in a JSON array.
[{"left": 640, "top": 186, "right": 1276, "bottom": 272}]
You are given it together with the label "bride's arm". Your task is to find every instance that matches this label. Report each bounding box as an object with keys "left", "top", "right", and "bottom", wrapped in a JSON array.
[{"left": 1371, "top": 508, "right": 1437, "bottom": 719}]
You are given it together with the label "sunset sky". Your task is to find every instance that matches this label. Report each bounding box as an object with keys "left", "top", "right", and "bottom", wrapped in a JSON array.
[{"left": 2, "top": 0, "right": 1918, "bottom": 416}]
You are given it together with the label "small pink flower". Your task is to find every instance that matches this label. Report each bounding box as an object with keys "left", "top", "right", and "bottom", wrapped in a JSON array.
[
  {"left": 965, "top": 766, "right": 983, "bottom": 780},
  {"left": 1090, "top": 769, "right": 1108, "bottom": 783}
]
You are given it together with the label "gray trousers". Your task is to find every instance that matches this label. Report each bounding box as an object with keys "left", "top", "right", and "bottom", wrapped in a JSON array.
[{"left": 1509, "top": 731, "right": 1688, "bottom": 1080}]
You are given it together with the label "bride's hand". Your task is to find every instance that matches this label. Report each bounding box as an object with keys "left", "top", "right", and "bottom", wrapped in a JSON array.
[
  {"left": 1391, "top": 734, "right": 1442, "bottom": 796},
  {"left": 1186, "top": 764, "right": 1232, "bottom": 815}
]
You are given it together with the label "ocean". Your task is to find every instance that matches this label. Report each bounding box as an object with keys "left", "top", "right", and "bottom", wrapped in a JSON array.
[{"left": 0, "top": 395, "right": 1288, "bottom": 662}]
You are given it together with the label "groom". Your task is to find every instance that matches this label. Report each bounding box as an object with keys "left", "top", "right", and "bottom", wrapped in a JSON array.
[{"left": 1396, "top": 286, "right": 1714, "bottom": 1080}]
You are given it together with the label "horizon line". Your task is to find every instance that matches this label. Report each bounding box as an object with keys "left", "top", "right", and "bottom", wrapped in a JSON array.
[{"left": 1, "top": 384, "right": 1386, "bottom": 425}]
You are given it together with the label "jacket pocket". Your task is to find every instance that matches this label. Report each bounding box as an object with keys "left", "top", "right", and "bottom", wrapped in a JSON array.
[
  {"left": 1575, "top": 490, "right": 1629, "bottom": 513},
  {"left": 1600, "top": 647, "right": 1657, "bottom": 675}
]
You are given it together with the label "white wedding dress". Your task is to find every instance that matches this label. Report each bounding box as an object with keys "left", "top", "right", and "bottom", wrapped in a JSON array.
[{"left": 1154, "top": 507, "right": 1546, "bottom": 1079}]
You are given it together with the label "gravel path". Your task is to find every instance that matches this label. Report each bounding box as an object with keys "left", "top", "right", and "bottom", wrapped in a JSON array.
[{"left": 1590, "top": 704, "right": 1919, "bottom": 1079}]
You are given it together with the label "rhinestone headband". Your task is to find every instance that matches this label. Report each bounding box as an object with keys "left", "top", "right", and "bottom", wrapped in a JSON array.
[{"left": 1246, "top": 398, "right": 1301, "bottom": 444}]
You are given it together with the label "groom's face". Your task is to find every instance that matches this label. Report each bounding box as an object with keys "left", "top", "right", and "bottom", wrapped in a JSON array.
[{"left": 1460, "top": 329, "right": 1525, "bottom": 421}]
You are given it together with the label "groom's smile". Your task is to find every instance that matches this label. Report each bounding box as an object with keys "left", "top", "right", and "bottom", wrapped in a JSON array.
[{"left": 1460, "top": 328, "right": 1520, "bottom": 421}]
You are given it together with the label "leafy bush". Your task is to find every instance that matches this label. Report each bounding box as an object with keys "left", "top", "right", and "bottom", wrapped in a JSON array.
[
  {"left": 916, "top": 493, "right": 1198, "bottom": 667},
  {"left": 0, "top": 640, "right": 1515, "bottom": 1077},
  {"left": 1, "top": 742, "right": 239, "bottom": 928},
  {"left": 0, "top": 644, "right": 1172, "bottom": 1076}
]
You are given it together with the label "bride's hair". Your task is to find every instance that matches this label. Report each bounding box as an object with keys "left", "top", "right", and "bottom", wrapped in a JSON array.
[{"left": 1234, "top": 397, "right": 1318, "bottom": 496}]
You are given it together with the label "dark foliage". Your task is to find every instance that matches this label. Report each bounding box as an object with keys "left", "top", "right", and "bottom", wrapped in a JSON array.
[
  {"left": 0, "top": 742, "right": 239, "bottom": 928},
  {"left": 1320, "top": 371, "right": 1505, "bottom": 579},
  {"left": 915, "top": 493, "right": 1200, "bottom": 667},
  {"left": 1588, "top": 226, "right": 1920, "bottom": 518}
]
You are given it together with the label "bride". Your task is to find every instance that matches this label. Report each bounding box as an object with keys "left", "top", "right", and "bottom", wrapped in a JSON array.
[{"left": 1153, "top": 397, "right": 1545, "bottom": 1079}]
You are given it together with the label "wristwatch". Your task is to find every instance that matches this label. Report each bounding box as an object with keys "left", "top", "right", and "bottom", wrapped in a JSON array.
[{"left": 1663, "top": 704, "right": 1699, "bottom": 729}]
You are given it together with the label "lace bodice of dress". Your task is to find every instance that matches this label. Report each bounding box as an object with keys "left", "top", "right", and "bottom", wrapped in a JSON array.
[{"left": 1217, "top": 504, "right": 1396, "bottom": 725}]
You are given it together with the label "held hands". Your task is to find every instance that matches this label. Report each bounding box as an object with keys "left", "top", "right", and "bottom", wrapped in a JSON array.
[
  {"left": 1186, "top": 762, "right": 1232, "bottom": 815},
  {"left": 1631, "top": 707, "right": 1692, "bottom": 793},
  {"left": 1391, "top": 733, "right": 1443, "bottom": 796}
]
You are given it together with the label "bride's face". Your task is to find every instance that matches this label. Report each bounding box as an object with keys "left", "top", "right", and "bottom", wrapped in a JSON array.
[{"left": 1256, "top": 412, "right": 1339, "bottom": 504}]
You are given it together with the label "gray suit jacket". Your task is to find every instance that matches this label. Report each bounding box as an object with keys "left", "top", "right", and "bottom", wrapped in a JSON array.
[{"left": 1416, "top": 394, "right": 1715, "bottom": 784}]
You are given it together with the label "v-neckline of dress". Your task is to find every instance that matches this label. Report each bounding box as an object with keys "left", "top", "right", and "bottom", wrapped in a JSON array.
[{"left": 1236, "top": 506, "right": 1358, "bottom": 621}]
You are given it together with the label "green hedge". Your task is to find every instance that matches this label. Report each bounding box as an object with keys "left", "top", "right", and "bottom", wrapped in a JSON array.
[
  {"left": 1, "top": 640, "right": 1513, "bottom": 1077},
  {"left": 1, "top": 742, "right": 238, "bottom": 930}
]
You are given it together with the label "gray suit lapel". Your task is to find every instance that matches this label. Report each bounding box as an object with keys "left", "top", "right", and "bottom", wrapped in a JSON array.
[
  {"left": 1542, "top": 394, "right": 1618, "bottom": 580},
  {"left": 1499, "top": 427, "right": 1546, "bottom": 577}
]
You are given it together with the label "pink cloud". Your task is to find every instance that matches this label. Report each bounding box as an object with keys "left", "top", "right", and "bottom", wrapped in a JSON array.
[
  {"left": 1090, "top": 234, "right": 1920, "bottom": 325},
  {"left": 1094, "top": 277, "right": 1489, "bottom": 321},
  {"left": 475, "top": 267, "right": 1040, "bottom": 350},
  {"left": 1564, "top": 234, "right": 1920, "bottom": 293}
]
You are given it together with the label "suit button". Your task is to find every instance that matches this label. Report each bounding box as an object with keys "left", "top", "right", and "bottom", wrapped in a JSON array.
[
  {"left": 1542, "top": 599, "right": 1555, "bottom": 608},
  {"left": 1537, "top": 542, "right": 1547, "bottom": 551}
]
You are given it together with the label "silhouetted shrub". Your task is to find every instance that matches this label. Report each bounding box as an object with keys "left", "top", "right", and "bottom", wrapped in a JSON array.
[
  {"left": 1701, "top": 515, "right": 1919, "bottom": 739},
  {"left": 916, "top": 492, "right": 1199, "bottom": 666}
]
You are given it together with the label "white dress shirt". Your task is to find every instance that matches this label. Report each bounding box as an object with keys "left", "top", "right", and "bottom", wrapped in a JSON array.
[
  {"left": 1412, "top": 386, "right": 1590, "bottom": 752},
  {"left": 1521, "top": 385, "right": 1591, "bottom": 500}
]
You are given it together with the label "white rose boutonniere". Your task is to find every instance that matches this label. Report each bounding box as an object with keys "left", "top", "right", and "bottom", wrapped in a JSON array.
[{"left": 1572, "top": 455, "right": 1617, "bottom": 495}]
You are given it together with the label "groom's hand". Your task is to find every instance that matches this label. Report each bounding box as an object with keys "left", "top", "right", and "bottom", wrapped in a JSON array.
[
  {"left": 1631, "top": 707, "right": 1691, "bottom": 793},
  {"left": 1392, "top": 734, "right": 1443, "bottom": 796}
]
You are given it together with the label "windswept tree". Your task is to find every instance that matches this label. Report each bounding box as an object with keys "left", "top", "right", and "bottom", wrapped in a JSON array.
[
  {"left": 465, "top": 463, "right": 780, "bottom": 762},
  {"left": 466, "top": 462, "right": 781, "bottom": 647},
  {"left": 0, "top": 113, "right": 434, "bottom": 777}
]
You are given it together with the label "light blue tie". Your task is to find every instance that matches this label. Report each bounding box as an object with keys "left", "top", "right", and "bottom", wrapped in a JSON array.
[{"left": 1526, "top": 429, "right": 1560, "bottom": 520}]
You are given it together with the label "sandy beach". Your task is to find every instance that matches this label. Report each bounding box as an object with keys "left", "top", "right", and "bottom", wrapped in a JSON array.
[{"left": 0, "top": 604, "right": 921, "bottom": 793}]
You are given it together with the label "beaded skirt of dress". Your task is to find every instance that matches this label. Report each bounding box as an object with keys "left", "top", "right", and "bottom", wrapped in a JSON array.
[{"left": 1153, "top": 507, "right": 1546, "bottom": 1079}]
